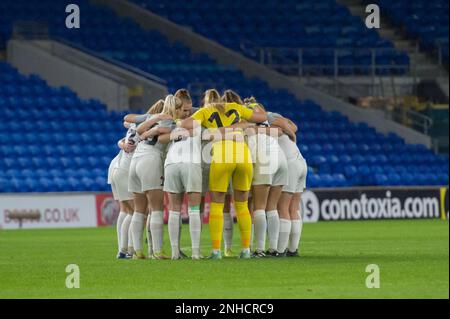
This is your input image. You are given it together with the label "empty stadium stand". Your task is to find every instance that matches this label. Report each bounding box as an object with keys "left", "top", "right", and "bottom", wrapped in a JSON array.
[
  {"left": 0, "top": 61, "right": 126, "bottom": 192},
  {"left": 0, "top": 0, "right": 448, "bottom": 193},
  {"left": 373, "top": 0, "right": 449, "bottom": 65},
  {"left": 130, "top": 0, "right": 411, "bottom": 76}
]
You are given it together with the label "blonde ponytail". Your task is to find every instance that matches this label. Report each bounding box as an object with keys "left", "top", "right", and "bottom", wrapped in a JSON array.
[
  {"left": 203, "top": 89, "right": 226, "bottom": 113},
  {"left": 203, "top": 89, "right": 221, "bottom": 105},
  {"left": 147, "top": 99, "right": 165, "bottom": 114},
  {"left": 244, "top": 96, "right": 266, "bottom": 111},
  {"left": 162, "top": 94, "right": 183, "bottom": 117},
  {"left": 223, "top": 89, "right": 244, "bottom": 105}
]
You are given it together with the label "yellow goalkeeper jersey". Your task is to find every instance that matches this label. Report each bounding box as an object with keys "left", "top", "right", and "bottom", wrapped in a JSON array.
[{"left": 191, "top": 102, "right": 254, "bottom": 129}]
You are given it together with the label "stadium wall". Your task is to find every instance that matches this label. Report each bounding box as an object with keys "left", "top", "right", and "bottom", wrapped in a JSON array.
[
  {"left": 300, "top": 85, "right": 432, "bottom": 147},
  {"left": 92, "top": 0, "right": 432, "bottom": 148},
  {"left": 7, "top": 39, "right": 167, "bottom": 111},
  {"left": 1, "top": 187, "right": 447, "bottom": 230}
]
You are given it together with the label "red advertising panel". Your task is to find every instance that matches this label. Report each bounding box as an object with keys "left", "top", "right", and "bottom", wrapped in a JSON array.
[{"left": 95, "top": 193, "right": 120, "bottom": 226}]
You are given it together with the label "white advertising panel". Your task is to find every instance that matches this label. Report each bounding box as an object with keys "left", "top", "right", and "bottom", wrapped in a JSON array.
[{"left": 0, "top": 194, "right": 97, "bottom": 229}]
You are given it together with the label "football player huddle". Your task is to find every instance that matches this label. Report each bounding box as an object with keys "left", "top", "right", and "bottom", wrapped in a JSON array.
[{"left": 108, "top": 89, "right": 307, "bottom": 260}]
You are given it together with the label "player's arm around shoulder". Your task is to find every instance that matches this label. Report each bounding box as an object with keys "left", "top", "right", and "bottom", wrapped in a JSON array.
[
  {"left": 123, "top": 113, "right": 149, "bottom": 124},
  {"left": 268, "top": 113, "right": 297, "bottom": 142},
  {"left": 269, "top": 113, "right": 298, "bottom": 133},
  {"left": 161, "top": 127, "right": 194, "bottom": 144},
  {"left": 179, "top": 108, "right": 205, "bottom": 130},
  {"left": 117, "top": 138, "right": 126, "bottom": 150},
  {"left": 136, "top": 113, "right": 171, "bottom": 135},
  {"left": 235, "top": 102, "right": 268, "bottom": 123},
  {"left": 140, "top": 118, "right": 174, "bottom": 140}
]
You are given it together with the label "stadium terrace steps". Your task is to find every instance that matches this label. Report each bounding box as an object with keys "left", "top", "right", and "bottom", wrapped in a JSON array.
[
  {"left": 373, "top": 0, "right": 448, "bottom": 67},
  {"left": 129, "top": 0, "right": 410, "bottom": 76},
  {"left": 96, "top": 0, "right": 433, "bottom": 148},
  {"left": 339, "top": 0, "right": 447, "bottom": 78},
  {"left": 7, "top": 39, "right": 167, "bottom": 111},
  {"left": 0, "top": 0, "right": 448, "bottom": 192}
]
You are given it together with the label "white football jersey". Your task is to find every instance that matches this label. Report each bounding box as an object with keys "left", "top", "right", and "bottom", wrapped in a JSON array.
[
  {"left": 165, "top": 124, "right": 202, "bottom": 166},
  {"left": 107, "top": 153, "right": 120, "bottom": 184},
  {"left": 118, "top": 123, "right": 139, "bottom": 170},
  {"left": 269, "top": 112, "right": 304, "bottom": 161},
  {"left": 247, "top": 125, "right": 281, "bottom": 164},
  {"left": 133, "top": 116, "right": 174, "bottom": 158}
]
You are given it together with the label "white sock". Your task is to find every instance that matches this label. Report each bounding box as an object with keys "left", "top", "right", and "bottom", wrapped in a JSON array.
[
  {"left": 150, "top": 211, "right": 164, "bottom": 254},
  {"left": 178, "top": 213, "right": 183, "bottom": 251},
  {"left": 267, "top": 210, "right": 280, "bottom": 251},
  {"left": 278, "top": 218, "right": 292, "bottom": 253},
  {"left": 250, "top": 223, "right": 254, "bottom": 251},
  {"left": 168, "top": 211, "right": 181, "bottom": 259},
  {"left": 253, "top": 209, "right": 267, "bottom": 252},
  {"left": 188, "top": 207, "right": 201, "bottom": 256},
  {"left": 120, "top": 214, "right": 132, "bottom": 253},
  {"left": 223, "top": 212, "right": 233, "bottom": 250},
  {"left": 128, "top": 223, "right": 134, "bottom": 254},
  {"left": 146, "top": 213, "right": 153, "bottom": 256},
  {"left": 130, "top": 212, "right": 146, "bottom": 253},
  {"left": 116, "top": 212, "right": 127, "bottom": 252},
  {"left": 289, "top": 217, "right": 303, "bottom": 253}
]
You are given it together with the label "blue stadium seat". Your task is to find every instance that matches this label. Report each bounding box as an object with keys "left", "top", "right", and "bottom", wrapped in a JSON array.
[{"left": 0, "top": 1, "right": 447, "bottom": 192}]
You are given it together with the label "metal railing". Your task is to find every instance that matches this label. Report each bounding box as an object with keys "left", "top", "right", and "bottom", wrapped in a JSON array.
[
  {"left": 53, "top": 37, "right": 167, "bottom": 86},
  {"left": 240, "top": 41, "right": 440, "bottom": 135},
  {"left": 436, "top": 39, "right": 449, "bottom": 67},
  {"left": 241, "top": 41, "right": 448, "bottom": 81},
  {"left": 389, "top": 106, "right": 433, "bottom": 135},
  {"left": 12, "top": 21, "right": 49, "bottom": 40},
  {"left": 248, "top": 44, "right": 423, "bottom": 97},
  {"left": 11, "top": 21, "right": 167, "bottom": 86},
  {"left": 241, "top": 42, "right": 411, "bottom": 76}
]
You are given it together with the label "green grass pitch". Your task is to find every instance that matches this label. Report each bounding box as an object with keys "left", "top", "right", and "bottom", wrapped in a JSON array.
[{"left": 0, "top": 219, "right": 448, "bottom": 299}]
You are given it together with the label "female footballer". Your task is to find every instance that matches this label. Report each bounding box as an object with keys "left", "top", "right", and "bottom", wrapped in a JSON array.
[
  {"left": 127, "top": 98, "right": 173, "bottom": 259},
  {"left": 150, "top": 93, "right": 203, "bottom": 260},
  {"left": 180, "top": 90, "right": 267, "bottom": 259},
  {"left": 243, "top": 97, "right": 289, "bottom": 258},
  {"left": 110, "top": 100, "right": 164, "bottom": 259},
  {"left": 268, "top": 112, "right": 307, "bottom": 256}
]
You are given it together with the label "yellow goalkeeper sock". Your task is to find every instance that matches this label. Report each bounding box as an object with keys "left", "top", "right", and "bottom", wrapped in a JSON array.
[
  {"left": 209, "top": 202, "right": 225, "bottom": 250},
  {"left": 234, "top": 201, "right": 252, "bottom": 249}
]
